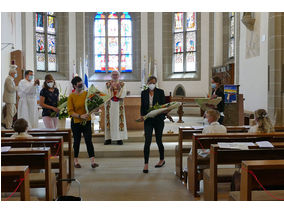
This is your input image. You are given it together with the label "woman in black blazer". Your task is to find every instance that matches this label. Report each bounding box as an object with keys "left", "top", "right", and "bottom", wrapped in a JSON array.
[
  {"left": 211, "top": 76, "right": 225, "bottom": 124},
  {"left": 140, "top": 76, "right": 167, "bottom": 173}
]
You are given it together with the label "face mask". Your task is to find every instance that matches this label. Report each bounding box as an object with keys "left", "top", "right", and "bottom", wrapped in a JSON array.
[
  {"left": 28, "top": 75, "right": 33, "bottom": 81},
  {"left": 77, "top": 84, "right": 83, "bottom": 90},
  {"left": 47, "top": 82, "right": 54, "bottom": 88},
  {"left": 148, "top": 84, "right": 156, "bottom": 91},
  {"left": 14, "top": 73, "right": 18, "bottom": 78},
  {"left": 211, "top": 83, "right": 216, "bottom": 89}
]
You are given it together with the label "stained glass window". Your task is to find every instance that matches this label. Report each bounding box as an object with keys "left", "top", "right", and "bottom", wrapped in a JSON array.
[
  {"left": 94, "top": 12, "right": 133, "bottom": 73},
  {"left": 35, "top": 12, "right": 57, "bottom": 72},
  {"left": 173, "top": 12, "right": 197, "bottom": 73},
  {"left": 229, "top": 12, "right": 235, "bottom": 59}
]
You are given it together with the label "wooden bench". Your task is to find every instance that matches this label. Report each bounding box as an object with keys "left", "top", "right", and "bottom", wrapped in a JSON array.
[
  {"left": 187, "top": 132, "right": 284, "bottom": 197},
  {"left": 207, "top": 144, "right": 284, "bottom": 201},
  {"left": 176, "top": 126, "right": 250, "bottom": 179},
  {"left": 230, "top": 160, "right": 284, "bottom": 201},
  {"left": 1, "top": 137, "right": 67, "bottom": 196},
  {"left": 1, "top": 148, "right": 54, "bottom": 200},
  {"left": 1, "top": 165, "right": 30, "bottom": 201},
  {"left": 1, "top": 129, "right": 74, "bottom": 181}
]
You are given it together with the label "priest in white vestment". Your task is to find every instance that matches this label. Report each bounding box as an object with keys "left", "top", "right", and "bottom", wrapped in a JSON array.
[
  {"left": 104, "top": 70, "right": 128, "bottom": 145},
  {"left": 17, "top": 70, "right": 40, "bottom": 129}
]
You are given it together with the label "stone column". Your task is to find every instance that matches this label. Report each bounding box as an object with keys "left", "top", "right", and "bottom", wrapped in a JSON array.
[
  {"left": 268, "top": 12, "right": 284, "bottom": 125},
  {"left": 214, "top": 12, "right": 223, "bottom": 66}
]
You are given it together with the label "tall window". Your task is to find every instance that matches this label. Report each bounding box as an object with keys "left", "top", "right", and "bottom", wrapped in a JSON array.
[
  {"left": 94, "top": 12, "right": 133, "bottom": 73},
  {"left": 35, "top": 12, "right": 57, "bottom": 72},
  {"left": 173, "top": 12, "right": 197, "bottom": 73},
  {"left": 229, "top": 12, "right": 235, "bottom": 59}
]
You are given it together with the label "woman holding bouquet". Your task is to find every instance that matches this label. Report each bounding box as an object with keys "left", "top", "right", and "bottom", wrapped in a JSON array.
[
  {"left": 39, "top": 74, "right": 60, "bottom": 129},
  {"left": 67, "top": 76, "right": 98, "bottom": 168},
  {"left": 140, "top": 76, "right": 167, "bottom": 173}
]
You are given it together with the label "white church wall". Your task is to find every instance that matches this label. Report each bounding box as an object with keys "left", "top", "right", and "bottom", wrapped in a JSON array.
[
  {"left": 239, "top": 12, "right": 269, "bottom": 111},
  {"left": 1, "top": 12, "right": 22, "bottom": 104}
]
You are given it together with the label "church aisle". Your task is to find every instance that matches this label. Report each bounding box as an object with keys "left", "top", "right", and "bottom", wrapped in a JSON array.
[{"left": 67, "top": 157, "right": 195, "bottom": 201}]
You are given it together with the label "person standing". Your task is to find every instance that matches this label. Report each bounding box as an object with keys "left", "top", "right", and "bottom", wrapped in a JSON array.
[
  {"left": 17, "top": 70, "right": 40, "bottom": 129},
  {"left": 211, "top": 76, "right": 225, "bottom": 124},
  {"left": 140, "top": 76, "right": 167, "bottom": 173},
  {"left": 104, "top": 70, "right": 128, "bottom": 145},
  {"left": 39, "top": 74, "right": 60, "bottom": 129},
  {"left": 67, "top": 76, "right": 98, "bottom": 168},
  {"left": 3, "top": 65, "right": 18, "bottom": 129}
]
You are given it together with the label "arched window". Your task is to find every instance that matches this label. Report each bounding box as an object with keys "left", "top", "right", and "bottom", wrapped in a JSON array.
[
  {"left": 173, "top": 12, "right": 197, "bottom": 73},
  {"left": 35, "top": 12, "right": 57, "bottom": 72},
  {"left": 94, "top": 12, "right": 133, "bottom": 73},
  {"left": 229, "top": 12, "right": 235, "bottom": 59}
]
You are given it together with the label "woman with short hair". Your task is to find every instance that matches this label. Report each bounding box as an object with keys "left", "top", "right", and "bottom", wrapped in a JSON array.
[{"left": 67, "top": 76, "right": 98, "bottom": 168}]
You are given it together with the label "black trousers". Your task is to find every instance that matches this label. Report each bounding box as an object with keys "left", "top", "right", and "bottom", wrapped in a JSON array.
[
  {"left": 144, "top": 118, "right": 165, "bottom": 164},
  {"left": 71, "top": 119, "right": 95, "bottom": 158},
  {"left": 218, "top": 116, "right": 224, "bottom": 125}
]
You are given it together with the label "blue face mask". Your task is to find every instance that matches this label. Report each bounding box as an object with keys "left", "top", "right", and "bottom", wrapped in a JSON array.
[
  {"left": 28, "top": 75, "right": 33, "bottom": 81},
  {"left": 211, "top": 83, "right": 216, "bottom": 89},
  {"left": 14, "top": 73, "right": 18, "bottom": 78}
]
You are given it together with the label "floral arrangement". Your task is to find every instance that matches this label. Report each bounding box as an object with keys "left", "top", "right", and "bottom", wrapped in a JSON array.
[
  {"left": 136, "top": 102, "right": 181, "bottom": 122},
  {"left": 50, "top": 86, "right": 69, "bottom": 120}
]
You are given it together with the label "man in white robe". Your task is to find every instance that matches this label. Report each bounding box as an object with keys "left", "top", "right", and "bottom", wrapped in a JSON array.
[
  {"left": 17, "top": 70, "right": 40, "bottom": 129},
  {"left": 104, "top": 71, "right": 128, "bottom": 145},
  {"left": 3, "top": 65, "right": 18, "bottom": 129}
]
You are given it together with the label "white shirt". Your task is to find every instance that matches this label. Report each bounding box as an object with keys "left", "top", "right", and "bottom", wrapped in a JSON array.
[
  {"left": 11, "top": 132, "right": 33, "bottom": 138},
  {"left": 149, "top": 94, "right": 154, "bottom": 108},
  {"left": 190, "top": 122, "right": 227, "bottom": 158}
]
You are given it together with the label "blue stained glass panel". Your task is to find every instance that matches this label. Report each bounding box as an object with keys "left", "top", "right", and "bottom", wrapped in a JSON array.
[
  {"left": 121, "top": 19, "right": 132, "bottom": 36},
  {"left": 48, "top": 54, "right": 56, "bottom": 71},
  {"left": 121, "top": 37, "right": 132, "bottom": 54},
  {"left": 95, "top": 54, "right": 106, "bottom": 73},
  {"left": 47, "top": 35, "right": 56, "bottom": 54},
  {"left": 47, "top": 15, "right": 55, "bottom": 34},
  {"left": 36, "top": 33, "right": 45, "bottom": 53},
  {"left": 108, "top": 55, "right": 118, "bottom": 71},
  {"left": 94, "top": 19, "right": 105, "bottom": 36},
  {"left": 36, "top": 53, "right": 45, "bottom": 70},
  {"left": 186, "top": 12, "right": 196, "bottom": 31},
  {"left": 94, "top": 37, "right": 105, "bottom": 54},
  {"left": 108, "top": 37, "right": 118, "bottom": 54},
  {"left": 36, "top": 13, "right": 44, "bottom": 33},
  {"left": 108, "top": 19, "right": 118, "bottom": 36},
  {"left": 186, "top": 32, "right": 196, "bottom": 51},
  {"left": 121, "top": 54, "right": 132, "bottom": 72},
  {"left": 174, "top": 33, "right": 183, "bottom": 53}
]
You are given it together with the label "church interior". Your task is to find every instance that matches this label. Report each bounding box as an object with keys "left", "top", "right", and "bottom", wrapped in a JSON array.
[{"left": 1, "top": 8, "right": 284, "bottom": 206}]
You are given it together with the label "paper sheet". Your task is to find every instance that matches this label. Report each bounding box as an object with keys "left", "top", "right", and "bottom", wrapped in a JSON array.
[
  {"left": 192, "top": 126, "right": 204, "bottom": 130},
  {"left": 1, "top": 146, "right": 11, "bottom": 153},
  {"left": 218, "top": 142, "right": 256, "bottom": 150},
  {"left": 256, "top": 141, "right": 274, "bottom": 148}
]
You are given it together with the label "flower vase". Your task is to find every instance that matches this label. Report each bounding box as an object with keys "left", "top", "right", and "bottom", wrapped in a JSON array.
[{"left": 57, "top": 118, "right": 66, "bottom": 129}]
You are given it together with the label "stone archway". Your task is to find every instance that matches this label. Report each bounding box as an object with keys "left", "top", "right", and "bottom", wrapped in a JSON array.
[{"left": 173, "top": 84, "right": 186, "bottom": 97}]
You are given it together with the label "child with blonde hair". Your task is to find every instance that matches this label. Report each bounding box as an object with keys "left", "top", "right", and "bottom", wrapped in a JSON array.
[{"left": 249, "top": 109, "right": 274, "bottom": 133}]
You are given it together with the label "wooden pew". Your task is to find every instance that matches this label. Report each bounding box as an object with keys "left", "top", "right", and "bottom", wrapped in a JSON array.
[
  {"left": 207, "top": 144, "right": 284, "bottom": 201},
  {"left": 1, "top": 148, "right": 54, "bottom": 200},
  {"left": 188, "top": 132, "right": 284, "bottom": 197},
  {"left": 1, "top": 129, "right": 74, "bottom": 181},
  {"left": 229, "top": 160, "right": 284, "bottom": 201},
  {"left": 1, "top": 165, "right": 30, "bottom": 201},
  {"left": 1, "top": 137, "right": 67, "bottom": 196},
  {"left": 176, "top": 126, "right": 250, "bottom": 179}
]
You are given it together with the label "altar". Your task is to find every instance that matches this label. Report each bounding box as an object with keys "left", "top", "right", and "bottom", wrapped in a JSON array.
[{"left": 99, "top": 96, "right": 144, "bottom": 131}]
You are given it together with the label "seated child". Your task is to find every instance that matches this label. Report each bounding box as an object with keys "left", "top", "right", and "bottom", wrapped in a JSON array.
[
  {"left": 249, "top": 109, "right": 274, "bottom": 133},
  {"left": 11, "top": 118, "right": 33, "bottom": 138}
]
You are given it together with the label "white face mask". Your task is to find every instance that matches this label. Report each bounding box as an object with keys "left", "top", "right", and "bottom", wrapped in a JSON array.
[
  {"left": 148, "top": 84, "right": 156, "bottom": 91},
  {"left": 47, "top": 82, "right": 54, "bottom": 88}
]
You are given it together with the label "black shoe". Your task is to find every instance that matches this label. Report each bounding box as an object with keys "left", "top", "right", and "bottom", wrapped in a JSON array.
[
  {"left": 143, "top": 169, "right": 149, "bottom": 173},
  {"left": 155, "top": 161, "right": 165, "bottom": 168},
  {"left": 104, "top": 140, "right": 111, "bottom": 145},
  {"left": 117, "top": 140, "right": 123, "bottom": 145}
]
